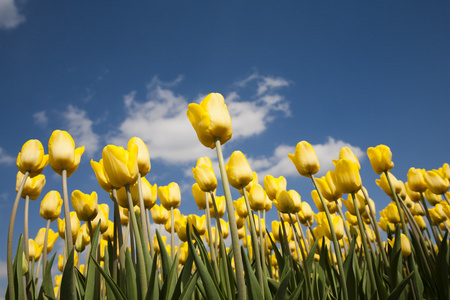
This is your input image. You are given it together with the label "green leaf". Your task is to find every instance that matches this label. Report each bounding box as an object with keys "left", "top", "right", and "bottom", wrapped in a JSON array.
[
  {"left": 178, "top": 272, "right": 199, "bottom": 300},
  {"left": 74, "top": 267, "right": 86, "bottom": 300},
  {"left": 125, "top": 249, "right": 138, "bottom": 300},
  {"left": 385, "top": 271, "right": 414, "bottom": 300},
  {"left": 274, "top": 270, "right": 291, "bottom": 300},
  {"left": 146, "top": 249, "right": 160, "bottom": 300},
  {"left": 84, "top": 221, "right": 102, "bottom": 300},
  {"left": 241, "top": 246, "right": 263, "bottom": 300},
  {"left": 60, "top": 248, "right": 76, "bottom": 300},
  {"left": 156, "top": 229, "right": 173, "bottom": 282},
  {"left": 435, "top": 231, "right": 448, "bottom": 299},
  {"left": 91, "top": 255, "right": 127, "bottom": 300},
  {"left": 38, "top": 253, "right": 56, "bottom": 300},
  {"left": 160, "top": 252, "right": 179, "bottom": 300}
]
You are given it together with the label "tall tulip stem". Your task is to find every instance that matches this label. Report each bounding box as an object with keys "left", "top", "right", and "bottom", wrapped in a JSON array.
[
  {"left": 170, "top": 207, "right": 175, "bottom": 259},
  {"left": 310, "top": 174, "right": 348, "bottom": 300},
  {"left": 7, "top": 170, "right": 29, "bottom": 300},
  {"left": 62, "top": 169, "right": 74, "bottom": 256},
  {"left": 24, "top": 195, "right": 30, "bottom": 284},
  {"left": 205, "top": 193, "right": 220, "bottom": 281},
  {"left": 214, "top": 138, "right": 246, "bottom": 300},
  {"left": 137, "top": 173, "right": 150, "bottom": 249},
  {"left": 42, "top": 219, "right": 50, "bottom": 279},
  {"left": 384, "top": 171, "right": 409, "bottom": 237}
]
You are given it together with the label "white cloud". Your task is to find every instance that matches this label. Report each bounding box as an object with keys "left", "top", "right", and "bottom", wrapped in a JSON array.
[
  {"left": 236, "top": 72, "right": 290, "bottom": 96},
  {"left": 0, "top": 147, "right": 15, "bottom": 165},
  {"left": 0, "top": 0, "right": 25, "bottom": 29},
  {"left": 63, "top": 106, "right": 100, "bottom": 157},
  {"left": 33, "top": 111, "right": 48, "bottom": 128},
  {"left": 248, "top": 137, "right": 365, "bottom": 180},
  {"left": 109, "top": 75, "right": 291, "bottom": 164}
]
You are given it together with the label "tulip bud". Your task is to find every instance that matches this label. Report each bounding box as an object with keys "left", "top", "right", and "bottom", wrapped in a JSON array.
[
  {"left": 71, "top": 190, "right": 98, "bottom": 221},
  {"left": 16, "top": 171, "right": 46, "bottom": 200},
  {"left": 192, "top": 157, "right": 217, "bottom": 192},
  {"left": 90, "top": 159, "right": 113, "bottom": 192},
  {"left": 288, "top": 141, "right": 320, "bottom": 177},
  {"left": 297, "top": 202, "right": 314, "bottom": 226},
  {"left": 366, "top": 144, "right": 394, "bottom": 175},
  {"left": 28, "top": 239, "right": 44, "bottom": 261},
  {"left": 233, "top": 197, "right": 248, "bottom": 218},
  {"left": 334, "top": 159, "right": 362, "bottom": 194},
  {"left": 424, "top": 170, "right": 449, "bottom": 195},
  {"left": 16, "top": 139, "right": 49, "bottom": 177},
  {"left": 225, "top": 151, "right": 253, "bottom": 189},
  {"left": 333, "top": 147, "right": 361, "bottom": 170},
  {"left": 40, "top": 190, "right": 63, "bottom": 222},
  {"left": 192, "top": 183, "right": 212, "bottom": 210},
  {"left": 273, "top": 189, "right": 301, "bottom": 214},
  {"left": 388, "top": 234, "right": 411, "bottom": 257},
  {"left": 150, "top": 204, "right": 170, "bottom": 225},
  {"left": 58, "top": 211, "right": 80, "bottom": 243},
  {"left": 210, "top": 196, "right": 226, "bottom": 218},
  {"left": 158, "top": 182, "right": 181, "bottom": 209},
  {"left": 90, "top": 204, "right": 109, "bottom": 234},
  {"left": 48, "top": 130, "right": 84, "bottom": 177},
  {"left": 35, "top": 228, "right": 59, "bottom": 253},
  {"left": 141, "top": 177, "right": 157, "bottom": 209},
  {"left": 375, "top": 172, "right": 402, "bottom": 198},
  {"left": 407, "top": 168, "right": 427, "bottom": 193},
  {"left": 187, "top": 93, "right": 233, "bottom": 149},
  {"left": 248, "top": 183, "right": 266, "bottom": 211},
  {"left": 263, "top": 175, "right": 287, "bottom": 201},
  {"left": 127, "top": 137, "right": 151, "bottom": 176},
  {"left": 102, "top": 144, "right": 139, "bottom": 188}
]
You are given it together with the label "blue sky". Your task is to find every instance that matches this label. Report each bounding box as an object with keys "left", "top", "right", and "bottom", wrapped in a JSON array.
[{"left": 1, "top": 0, "right": 450, "bottom": 295}]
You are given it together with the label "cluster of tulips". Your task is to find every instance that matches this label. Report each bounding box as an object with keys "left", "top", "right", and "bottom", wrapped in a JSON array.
[{"left": 6, "top": 93, "right": 450, "bottom": 300}]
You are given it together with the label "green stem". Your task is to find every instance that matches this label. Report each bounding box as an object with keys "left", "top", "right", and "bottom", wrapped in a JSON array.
[
  {"left": 242, "top": 188, "right": 264, "bottom": 297},
  {"left": 126, "top": 184, "right": 148, "bottom": 298},
  {"left": 24, "top": 195, "right": 30, "bottom": 286},
  {"left": 420, "top": 193, "right": 441, "bottom": 246},
  {"left": 351, "top": 192, "right": 378, "bottom": 298},
  {"left": 145, "top": 209, "right": 154, "bottom": 258},
  {"left": 62, "top": 169, "right": 73, "bottom": 256},
  {"left": 310, "top": 174, "right": 348, "bottom": 300},
  {"left": 42, "top": 219, "right": 50, "bottom": 279},
  {"left": 137, "top": 173, "right": 150, "bottom": 249},
  {"left": 171, "top": 207, "right": 175, "bottom": 260},
  {"left": 206, "top": 193, "right": 221, "bottom": 282},
  {"left": 214, "top": 138, "right": 246, "bottom": 300},
  {"left": 384, "top": 171, "right": 409, "bottom": 238},
  {"left": 7, "top": 170, "right": 29, "bottom": 300},
  {"left": 335, "top": 200, "right": 349, "bottom": 255}
]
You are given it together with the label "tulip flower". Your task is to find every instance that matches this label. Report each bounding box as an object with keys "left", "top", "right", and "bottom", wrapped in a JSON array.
[
  {"left": 16, "top": 172, "right": 46, "bottom": 200},
  {"left": 16, "top": 139, "right": 49, "bottom": 177},
  {"left": 288, "top": 141, "right": 320, "bottom": 177},
  {"left": 175, "top": 215, "right": 188, "bottom": 242},
  {"left": 333, "top": 147, "right": 361, "bottom": 169},
  {"left": 273, "top": 189, "right": 301, "bottom": 214},
  {"left": 58, "top": 211, "right": 80, "bottom": 243},
  {"left": 429, "top": 203, "right": 448, "bottom": 224},
  {"left": 187, "top": 92, "right": 233, "bottom": 149},
  {"left": 414, "top": 215, "right": 427, "bottom": 230},
  {"left": 334, "top": 158, "right": 362, "bottom": 194},
  {"left": 35, "top": 228, "right": 59, "bottom": 253},
  {"left": 158, "top": 182, "right": 181, "bottom": 209},
  {"left": 405, "top": 182, "right": 421, "bottom": 202},
  {"left": 192, "top": 157, "right": 217, "bottom": 192},
  {"left": 118, "top": 206, "right": 129, "bottom": 226},
  {"left": 164, "top": 208, "right": 181, "bottom": 232},
  {"left": 407, "top": 167, "right": 427, "bottom": 193},
  {"left": 192, "top": 183, "right": 212, "bottom": 210},
  {"left": 424, "top": 170, "right": 449, "bottom": 195},
  {"left": 210, "top": 195, "right": 226, "bottom": 218},
  {"left": 248, "top": 183, "right": 267, "bottom": 211},
  {"left": 48, "top": 130, "right": 85, "bottom": 177},
  {"left": 102, "top": 144, "right": 139, "bottom": 188},
  {"left": 376, "top": 172, "right": 402, "bottom": 198},
  {"left": 297, "top": 202, "right": 314, "bottom": 226},
  {"left": 40, "top": 191, "right": 63, "bottom": 222},
  {"left": 425, "top": 189, "right": 442, "bottom": 206},
  {"left": 233, "top": 196, "right": 248, "bottom": 218},
  {"left": 150, "top": 204, "right": 170, "bottom": 224},
  {"left": 367, "top": 144, "right": 394, "bottom": 175},
  {"left": 388, "top": 234, "right": 411, "bottom": 257},
  {"left": 90, "top": 159, "right": 113, "bottom": 192},
  {"left": 315, "top": 171, "right": 342, "bottom": 202},
  {"left": 312, "top": 190, "right": 339, "bottom": 214},
  {"left": 380, "top": 203, "right": 402, "bottom": 224},
  {"left": 28, "top": 239, "right": 44, "bottom": 261},
  {"left": 315, "top": 212, "right": 345, "bottom": 241},
  {"left": 115, "top": 183, "right": 139, "bottom": 208},
  {"left": 225, "top": 151, "right": 254, "bottom": 190},
  {"left": 71, "top": 190, "right": 98, "bottom": 222},
  {"left": 90, "top": 203, "right": 109, "bottom": 234},
  {"left": 141, "top": 177, "right": 157, "bottom": 209},
  {"left": 127, "top": 137, "right": 151, "bottom": 176},
  {"left": 263, "top": 175, "right": 287, "bottom": 201}
]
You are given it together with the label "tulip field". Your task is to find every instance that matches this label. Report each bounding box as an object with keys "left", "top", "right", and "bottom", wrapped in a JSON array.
[{"left": 6, "top": 93, "right": 450, "bottom": 300}]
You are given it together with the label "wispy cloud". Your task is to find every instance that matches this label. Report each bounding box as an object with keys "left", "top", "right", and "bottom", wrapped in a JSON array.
[
  {"left": 0, "top": 147, "right": 15, "bottom": 165},
  {"left": 33, "top": 111, "right": 48, "bottom": 128},
  {"left": 236, "top": 72, "right": 291, "bottom": 96},
  {"left": 63, "top": 106, "right": 100, "bottom": 157},
  {"left": 248, "top": 137, "right": 365, "bottom": 179},
  {"left": 0, "top": 0, "right": 25, "bottom": 29},
  {"left": 108, "top": 75, "right": 291, "bottom": 164}
]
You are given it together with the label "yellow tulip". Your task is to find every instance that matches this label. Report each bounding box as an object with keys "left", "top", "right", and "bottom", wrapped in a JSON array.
[
  {"left": 273, "top": 189, "right": 301, "bottom": 214},
  {"left": 297, "top": 202, "right": 314, "bottom": 226},
  {"left": 90, "top": 159, "right": 112, "bottom": 192},
  {"left": 333, "top": 147, "right": 361, "bottom": 169},
  {"left": 236, "top": 214, "right": 245, "bottom": 229},
  {"left": 288, "top": 141, "right": 320, "bottom": 177},
  {"left": 102, "top": 144, "right": 139, "bottom": 188},
  {"left": 311, "top": 190, "right": 339, "bottom": 214},
  {"left": 424, "top": 170, "right": 449, "bottom": 195},
  {"left": 233, "top": 196, "right": 248, "bottom": 218},
  {"left": 263, "top": 175, "right": 287, "bottom": 201},
  {"left": 58, "top": 211, "right": 80, "bottom": 243},
  {"left": 158, "top": 182, "right": 181, "bottom": 209},
  {"left": 414, "top": 215, "right": 427, "bottom": 230},
  {"left": 40, "top": 190, "right": 63, "bottom": 222},
  {"left": 188, "top": 214, "right": 206, "bottom": 235},
  {"left": 410, "top": 203, "right": 425, "bottom": 216},
  {"left": 165, "top": 209, "right": 181, "bottom": 232},
  {"left": 101, "top": 220, "right": 114, "bottom": 241},
  {"left": 71, "top": 190, "right": 98, "bottom": 222},
  {"left": 407, "top": 168, "right": 427, "bottom": 193},
  {"left": 75, "top": 230, "right": 86, "bottom": 253},
  {"left": 225, "top": 151, "right": 254, "bottom": 189},
  {"left": 334, "top": 158, "right": 362, "bottom": 194},
  {"left": 90, "top": 203, "right": 109, "bottom": 234},
  {"left": 315, "top": 212, "right": 344, "bottom": 241},
  {"left": 16, "top": 171, "right": 46, "bottom": 200},
  {"left": 28, "top": 239, "right": 44, "bottom": 261},
  {"left": 178, "top": 242, "right": 189, "bottom": 265},
  {"left": 35, "top": 228, "right": 59, "bottom": 253},
  {"left": 141, "top": 177, "right": 157, "bottom": 209},
  {"left": 150, "top": 204, "right": 170, "bottom": 225},
  {"left": 405, "top": 182, "right": 421, "bottom": 202},
  {"left": 342, "top": 190, "right": 366, "bottom": 215},
  {"left": 388, "top": 234, "right": 411, "bottom": 257},
  {"left": 119, "top": 206, "right": 129, "bottom": 226},
  {"left": 220, "top": 220, "right": 230, "bottom": 239},
  {"left": 380, "top": 203, "right": 402, "bottom": 224},
  {"left": 375, "top": 172, "right": 402, "bottom": 198},
  {"left": 115, "top": 182, "right": 139, "bottom": 208},
  {"left": 48, "top": 130, "right": 84, "bottom": 177},
  {"left": 265, "top": 196, "right": 272, "bottom": 212},
  {"left": 429, "top": 203, "right": 447, "bottom": 224},
  {"left": 367, "top": 144, "right": 394, "bottom": 174},
  {"left": 187, "top": 93, "right": 233, "bottom": 149},
  {"left": 424, "top": 189, "right": 442, "bottom": 206},
  {"left": 271, "top": 221, "right": 282, "bottom": 241},
  {"left": 248, "top": 183, "right": 266, "bottom": 211},
  {"left": 192, "top": 183, "right": 212, "bottom": 210},
  {"left": 175, "top": 215, "right": 188, "bottom": 242},
  {"left": 378, "top": 216, "right": 395, "bottom": 233},
  {"left": 127, "top": 137, "right": 151, "bottom": 176},
  {"left": 345, "top": 211, "right": 358, "bottom": 226},
  {"left": 192, "top": 157, "right": 217, "bottom": 192},
  {"left": 16, "top": 139, "right": 49, "bottom": 177},
  {"left": 210, "top": 195, "right": 226, "bottom": 218}
]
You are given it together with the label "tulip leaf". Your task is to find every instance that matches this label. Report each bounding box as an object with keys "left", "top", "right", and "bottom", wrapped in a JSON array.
[
  {"left": 241, "top": 246, "right": 264, "bottom": 300},
  {"left": 343, "top": 235, "right": 358, "bottom": 300},
  {"left": 156, "top": 229, "right": 172, "bottom": 282},
  {"left": 9, "top": 234, "right": 24, "bottom": 300},
  {"left": 178, "top": 271, "right": 199, "bottom": 300},
  {"left": 134, "top": 211, "right": 152, "bottom": 282},
  {"left": 84, "top": 220, "right": 102, "bottom": 300},
  {"left": 38, "top": 253, "right": 56, "bottom": 300},
  {"left": 274, "top": 269, "right": 291, "bottom": 300},
  {"left": 60, "top": 248, "right": 76, "bottom": 300},
  {"left": 91, "top": 255, "right": 126, "bottom": 300},
  {"left": 74, "top": 267, "right": 86, "bottom": 300},
  {"left": 160, "top": 252, "right": 179, "bottom": 300},
  {"left": 436, "top": 232, "right": 449, "bottom": 300},
  {"left": 385, "top": 271, "right": 414, "bottom": 300},
  {"left": 146, "top": 248, "right": 160, "bottom": 300},
  {"left": 172, "top": 251, "right": 194, "bottom": 300},
  {"left": 125, "top": 249, "right": 137, "bottom": 300}
]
